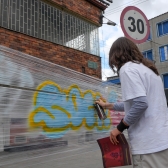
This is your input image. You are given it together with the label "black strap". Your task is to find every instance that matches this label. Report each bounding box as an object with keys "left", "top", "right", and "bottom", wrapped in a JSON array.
[{"left": 117, "top": 119, "right": 129, "bottom": 132}]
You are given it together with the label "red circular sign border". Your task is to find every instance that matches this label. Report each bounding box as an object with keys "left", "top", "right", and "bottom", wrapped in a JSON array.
[{"left": 120, "top": 6, "right": 150, "bottom": 44}]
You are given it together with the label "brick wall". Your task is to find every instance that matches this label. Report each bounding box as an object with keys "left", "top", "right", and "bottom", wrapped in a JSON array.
[
  {"left": 49, "top": 0, "right": 102, "bottom": 25},
  {"left": 0, "top": 27, "right": 101, "bottom": 78}
]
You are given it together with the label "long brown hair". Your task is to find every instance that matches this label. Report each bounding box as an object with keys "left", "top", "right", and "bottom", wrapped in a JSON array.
[{"left": 109, "top": 37, "right": 159, "bottom": 75}]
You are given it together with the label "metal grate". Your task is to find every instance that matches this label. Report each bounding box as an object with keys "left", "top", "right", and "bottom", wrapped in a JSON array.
[{"left": 0, "top": 0, "right": 99, "bottom": 56}]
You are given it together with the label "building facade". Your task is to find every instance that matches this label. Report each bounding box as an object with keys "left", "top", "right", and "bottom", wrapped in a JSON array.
[
  {"left": 107, "top": 12, "right": 168, "bottom": 102},
  {"left": 0, "top": 0, "right": 111, "bottom": 79},
  {"left": 138, "top": 12, "right": 168, "bottom": 101}
]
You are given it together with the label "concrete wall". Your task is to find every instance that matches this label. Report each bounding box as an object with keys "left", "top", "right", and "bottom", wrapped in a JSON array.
[
  {"left": 138, "top": 12, "right": 168, "bottom": 75},
  {"left": 138, "top": 12, "right": 168, "bottom": 100}
]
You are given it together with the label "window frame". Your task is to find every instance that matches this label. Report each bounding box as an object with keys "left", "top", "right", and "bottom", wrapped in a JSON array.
[
  {"left": 0, "top": 0, "right": 100, "bottom": 56},
  {"left": 157, "top": 19, "right": 168, "bottom": 37},
  {"left": 159, "top": 44, "right": 168, "bottom": 62},
  {"left": 142, "top": 49, "right": 153, "bottom": 61},
  {"left": 162, "top": 73, "right": 168, "bottom": 89}
]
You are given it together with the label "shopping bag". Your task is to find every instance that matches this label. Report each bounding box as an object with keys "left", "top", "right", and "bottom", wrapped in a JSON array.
[{"left": 97, "top": 134, "right": 131, "bottom": 168}]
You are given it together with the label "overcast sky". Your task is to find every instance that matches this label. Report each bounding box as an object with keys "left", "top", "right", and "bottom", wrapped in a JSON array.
[{"left": 100, "top": 0, "right": 168, "bottom": 80}]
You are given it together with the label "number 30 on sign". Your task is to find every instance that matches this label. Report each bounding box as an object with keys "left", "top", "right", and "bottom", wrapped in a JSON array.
[{"left": 120, "top": 6, "right": 150, "bottom": 44}]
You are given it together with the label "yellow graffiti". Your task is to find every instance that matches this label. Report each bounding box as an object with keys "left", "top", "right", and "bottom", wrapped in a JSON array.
[
  {"left": 71, "top": 94, "right": 78, "bottom": 111},
  {"left": 29, "top": 106, "right": 71, "bottom": 132},
  {"left": 29, "top": 106, "right": 55, "bottom": 128},
  {"left": 29, "top": 80, "right": 112, "bottom": 133},
  {"left": 51, "top": 105, "right": 71, "bottom": 118},
  {"left": 33, "top": 81, "right": 62, "bottom": 106}
]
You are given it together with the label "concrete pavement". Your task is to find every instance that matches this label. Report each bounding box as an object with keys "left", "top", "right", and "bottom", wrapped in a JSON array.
[{"left": 0, "top": 142, "right": 133, "bottom": 168}]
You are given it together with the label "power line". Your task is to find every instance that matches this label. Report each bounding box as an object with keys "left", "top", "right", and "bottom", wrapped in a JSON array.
[
  {"left": 105, "top": 0, "right": 149, "bottom": 16},
  {"left": 105, "top": 0, "right": 148, "bottom": 15},
  {"left": 105, "top": 0, "right": 144, "bottom": 14}
]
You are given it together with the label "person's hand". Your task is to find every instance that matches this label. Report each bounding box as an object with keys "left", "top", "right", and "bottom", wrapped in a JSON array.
[
  {"left": 95, "top": 97, "right": 106, "bottom": 108},
  {"left": 110, "top": 128, "right": 121, "bottom": 145}
]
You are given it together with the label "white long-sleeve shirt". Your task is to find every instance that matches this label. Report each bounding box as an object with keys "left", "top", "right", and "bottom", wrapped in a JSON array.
[{"left": 119, "top": 61, "right": 168, "bottom": 155}]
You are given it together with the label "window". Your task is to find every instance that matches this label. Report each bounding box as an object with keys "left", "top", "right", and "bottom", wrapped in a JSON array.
[
  {"left": 163, "top": 74, "right": 168, "bottom": 89},
  {"left": 157, "top": 20, "right": 168, "bottom": 36},
  {"left": 0, "top": 0, "right": 99, "bottom": 56},
  {"left": 142, "top": 50, "right": 153, "bottom": 61},
  {"left": 159, "top": 45, "right": 168, "bottom": 62},
  {"left": 82, "top": 67, "right": 85, "bottom": 73}
]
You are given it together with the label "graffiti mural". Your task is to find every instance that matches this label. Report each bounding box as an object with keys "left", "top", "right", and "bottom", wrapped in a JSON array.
[
  {"left": 29, "top": 81, "right": 112, "bottom": 138},
  {"left": 0, "top": 45, "right": 122, "bottom": 167}
]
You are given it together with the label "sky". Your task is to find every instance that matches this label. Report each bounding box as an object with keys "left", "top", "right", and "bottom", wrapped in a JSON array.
[{"left": 100, "top": 0, "right": 168, "bottom": 81}]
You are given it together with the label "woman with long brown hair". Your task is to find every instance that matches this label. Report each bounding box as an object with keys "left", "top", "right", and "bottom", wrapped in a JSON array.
[{"left": 96, "top": 37, "right": 168, "bottom": 168}]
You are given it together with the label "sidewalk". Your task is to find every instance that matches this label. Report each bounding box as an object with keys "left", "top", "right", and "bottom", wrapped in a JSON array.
[{"left": 0, "top": 142, "right": 133, "bottom": 168}]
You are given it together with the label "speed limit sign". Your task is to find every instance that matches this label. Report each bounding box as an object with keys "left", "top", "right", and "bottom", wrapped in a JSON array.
[{"left": 120, "top": 6, "right": 150, "bottom": 44}]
